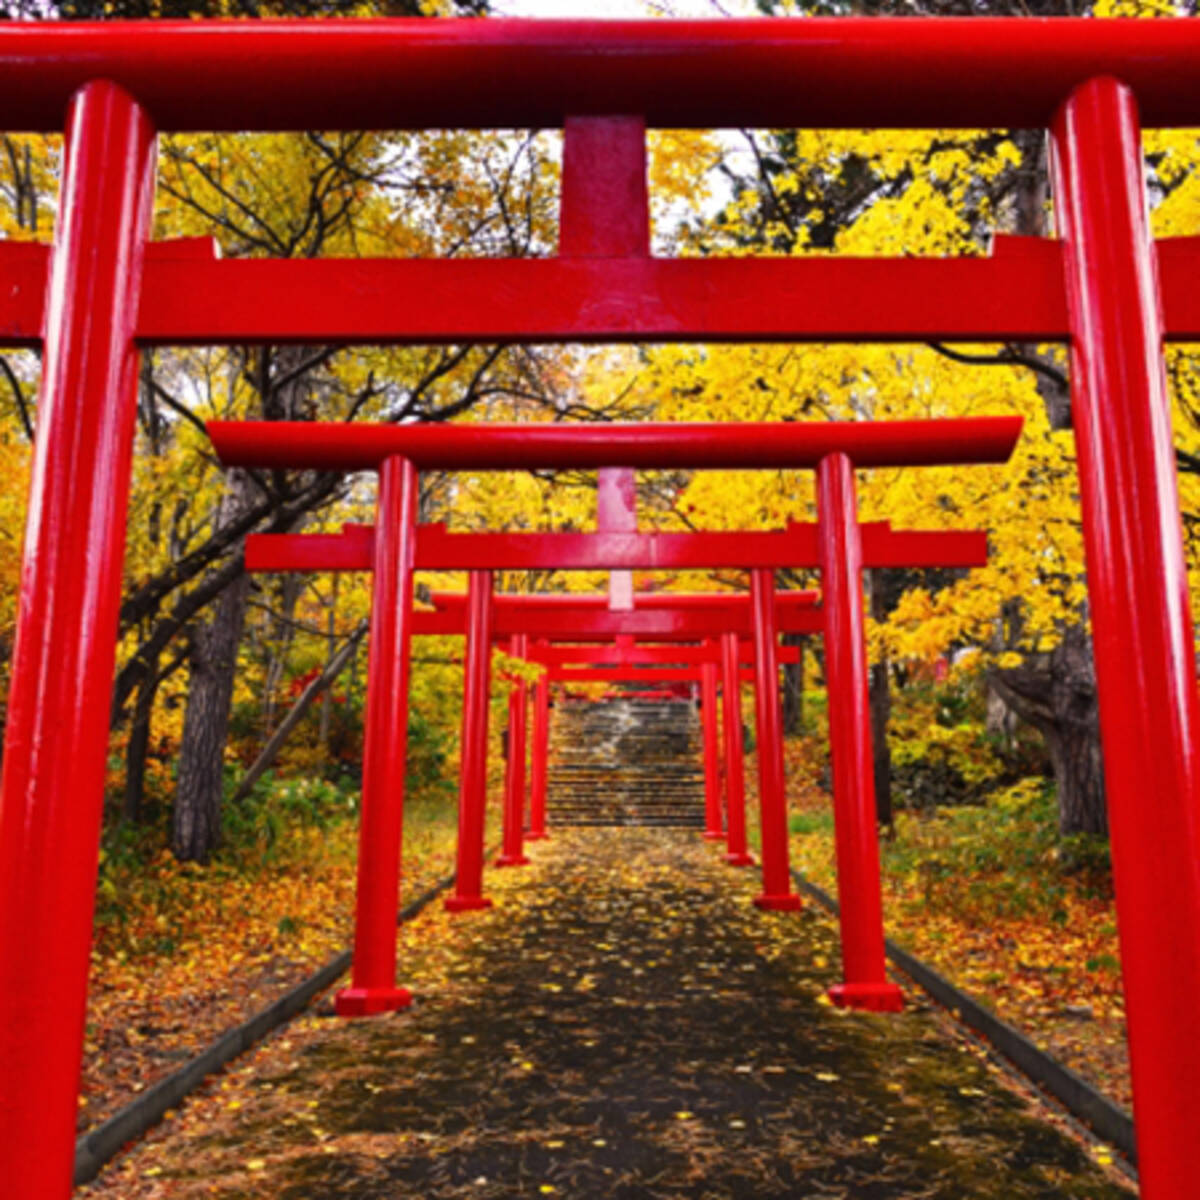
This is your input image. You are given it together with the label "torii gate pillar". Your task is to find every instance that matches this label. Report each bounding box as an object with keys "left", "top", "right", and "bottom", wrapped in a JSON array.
[
  {"left": 527, "top": 649, "right": 551, "bottom": 841},
  {"left": 445, "top": 571, "right": 496, "bottom": 912},
  {"left": 721, "top": 630, "right": 754, "bottom": 868},
  {"left": 1051, "top": 77, "right": 1200, "bottom": 1193},
  {"left": 336, "top": 454, "right": 419, "bottom": 1016},
  {"left": 750, "top": 569, "right": 801, "bottom": 911},
  {"left": 817, "top": 452, "right": 904, "bottom": 1013},
  {"left": 701, "top": 650, "right": 724, "bottom": 840},
  {"left": 496, "top": 633, "right": 531, "bottom": 868},
  {"left": 0, "top": 82, "right": 157, "bottom": 1197}
]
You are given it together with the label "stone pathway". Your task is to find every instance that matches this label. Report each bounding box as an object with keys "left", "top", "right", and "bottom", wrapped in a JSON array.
[{"left": 84, "top": 829, "right": 1134, "bottom": 1199}]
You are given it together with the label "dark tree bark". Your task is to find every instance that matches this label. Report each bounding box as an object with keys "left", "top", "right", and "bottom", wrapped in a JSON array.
[
  {"left": 868, "top": 571, "right": 893, "bottom": 830},
  {"left": 171, "top": 573, "right": 251, "bottom": 861},
  {"left": 171, "top": 538, "right": 252, "bottom": 863},
  {"left": 262, "top": 573, "right": 303, "bottom": 731},
  {"left": 123, "top": 646, "right": 188, "bottom": 823},
  {"left": 123, "top": 670, "right": 157, "bottom": 825},
  {"left": 319, "top": 575, "right": 340, "bottom": 749},
  {"left": 990, "top": 623, "right": 1107, "bottom": 837},
  {"left": 781, "top": 633, "right": 805, "bottom": 735}
]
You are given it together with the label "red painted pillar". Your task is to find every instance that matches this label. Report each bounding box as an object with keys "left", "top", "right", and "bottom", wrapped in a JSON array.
[
  {"left": 721, "top": 631, "right": 754, "bottom": 867},
  {"left": 0, "top": 81, "right": 156, "bottom": 1199},
  {"left": 446, "top": 570, "right": 495, "bottom": 912},
  {"left": 750, "top": 570, "right": 801, "bottom": 911},
  {"left": 817, "top": 453, "right": 903, "bottom": 1013},
  {"left": 527, "top": 656, "right": 550, "bottom": 841},
  {"left": 497, "top": 633, "right": 531, "bottom": 867},
  {"left": 701, "top": 650, "right": 724, "bottom": 840},
  {"left": 336, "top": 454, "right": 418, "bottom": 1017},
  {"left": 1051, "top": 78, "right": 1200, "bottom": 1198}
]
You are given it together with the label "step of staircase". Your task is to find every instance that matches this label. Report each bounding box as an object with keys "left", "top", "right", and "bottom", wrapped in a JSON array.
[{"left": 546, "top": 697, "right": 705, "bottom": 828}]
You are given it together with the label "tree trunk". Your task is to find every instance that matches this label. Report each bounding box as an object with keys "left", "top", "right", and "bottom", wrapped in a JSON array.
[
  {"left": 868, "top": 572, "right": 893, "bottom": 830},
  {"left": 985, "top": 682, "right": 1018, "bottom": 748},
  {"left": 781, "top": 633, "right": 805, "bottom": 735},
  {"left": 319, "top": 575, "right": 340, "bottom": 749},
  {"left": 171, "top": 569, "right": 251, "bottom": 863},
  {"left": 262, "top": 573, "right": 302, "bottom": 732},
  {"left": 231, "top": 620, "right": 366, "bottom": 805},
  {"left": 123, "top": 670, "right": 156, "bottom": 825},
  {"left": 990, "top": 622, "right": 1107, "bottom": 836},
  {"left": 123, "top": 646, "right": 187, "bottom": 824}
]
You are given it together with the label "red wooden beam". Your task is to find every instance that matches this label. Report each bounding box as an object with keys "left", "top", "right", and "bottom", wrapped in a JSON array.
[
  {"left": 246, "top": 521, "right": 989, "bottom": 573},
  {"left": 533, "top": 643, "right": 801, "bottom": 667},
  {"left": 2, "top": 235, "right": 1198, "bottom": 350},
  {"left": 412, "top": 607, "right": 824, "bottom": 639},
  {"left": 549, "top": 667, "right": 702, "bottom": 683},
  {"left": 1, "top": 19, "right": 1200, "bottom": 132},
  {"left": 211, "top": 417, "right": 1020, "bottom": 474},
  {"left": 140, "top": 243, "right": 1066, "bottom": 345},
  {"left": 431, "top": 588, "right": 819, "bottom": 611},
  {"left": 548, "top": 666, "right": 764, "bottom": 684}
]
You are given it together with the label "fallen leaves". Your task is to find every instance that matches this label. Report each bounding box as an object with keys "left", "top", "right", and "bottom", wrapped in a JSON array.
[
  {"left": 79, "top": 828, "right": 1132, "bottom": 1200},
  {"left": 80, "top": 800, "right": 464, "bottom": 1137},
  {"left": 783, "top": 759, "right": 1132, "bottom": 1112}
]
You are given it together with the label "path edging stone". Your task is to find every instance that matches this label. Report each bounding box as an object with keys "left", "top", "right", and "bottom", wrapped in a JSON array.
[
  {"left": 790, "top": 869, "right": 1137, "bottom": 1167},
  {"left": 74, "top": 868, "right": 458, "bottom": 1186}
]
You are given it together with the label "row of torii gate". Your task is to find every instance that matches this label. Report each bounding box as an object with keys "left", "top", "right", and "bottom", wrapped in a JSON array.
[
  {"left": 1, "top": 16, "right": 1199, "bottom": 1197},
  {"left": 231, "top": 444, "right": 1011, "bottom": 1019}
]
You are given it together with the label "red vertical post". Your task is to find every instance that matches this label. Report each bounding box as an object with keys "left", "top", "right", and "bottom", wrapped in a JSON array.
[
  {"left": 446, "top": 570, "right": 495, "bottom": 912},
  {"left": 497, "top": 632, "right": 531, "bottom": 867},
  {"left": 1052, "top": 78, "right": 1200, "bottom": 1198},
  {"left": 749, "top": 570, "right": 801, "bottom": 911},
  {"left": 561, "top": 116, "right": 648, "bottom": 616},
  {"left": 701, "top": 650, "right": 724, "bottom": 840},
  {"left": 336, "top": 455, "right": 418, "bottom": 1017},
  {"left": 722, "top": 631, "right": 754, "bottom": 867},
  {"left": 817, "top": 453, "right": 904, "bottom": 1013},
  {"left": 599, "top": 467, "right": 637, "bottom": 611},
  {"left": 528, "top": 651, "right": 550, "bottom": 841},
  {"left": 0, "top": 81, "right": 156, "bottom": 1199}
]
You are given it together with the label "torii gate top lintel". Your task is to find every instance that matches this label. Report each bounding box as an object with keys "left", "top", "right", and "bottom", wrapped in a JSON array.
[
  {"left": 0, "top": 19, "right": 1199, "bottom": 133},
  {"left": 208, "top": 416, "right": 1022, "bottom": 473}
]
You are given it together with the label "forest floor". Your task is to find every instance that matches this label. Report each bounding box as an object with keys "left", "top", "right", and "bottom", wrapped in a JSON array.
[
  {"left": 80, "top": 788, "right": 468, "bottom": 1138},
  {"left": 781, "top": 747, "right": 1131, "bottom": 1114},
  {"left": 82, "top": 827, "right": 1132, "bottom": 1199}
]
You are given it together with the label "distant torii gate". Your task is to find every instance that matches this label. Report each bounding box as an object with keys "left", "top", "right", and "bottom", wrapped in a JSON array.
[
  {"left": 525, "top": 630, "right": 804, "bottom": 847},
  {"left": 410, "top": 587, "right": 828, "bottom": 890},
  {"left": 249, "top": 534, "right": 827, "bottom": 949},
  {"left": 228, "top": 417, "right": 1013, "bottom": 1020},
  {"left": 5, "top": 18, "right": 1200, "bottom": 1196},
  {"left": 421, "top": 590, "right": 819, "bottom": 884}
]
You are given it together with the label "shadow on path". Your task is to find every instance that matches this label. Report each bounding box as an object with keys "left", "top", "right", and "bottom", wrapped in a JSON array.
[{"left": 85, "top": 829, "right": 1133, "bottom": 1199}]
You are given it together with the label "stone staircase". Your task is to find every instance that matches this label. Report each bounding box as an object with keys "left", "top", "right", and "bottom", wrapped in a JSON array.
[{"left": 545, "top": 698, "right": 706, "bottom": 828}]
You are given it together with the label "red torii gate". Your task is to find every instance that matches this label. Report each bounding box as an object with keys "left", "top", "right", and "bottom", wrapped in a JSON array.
[
  {"left": 421, "top": 590, "right": 817, "bottom": 889},
  {"left": 495, "top": 613, "right": 812, "bottom": 861},
  {"left": 524, "top": 626, "right": 803, "bottom": 838},
  {"left": 248, "top": 536, "right": 828, "bottom": 922},
  {"left": 429, "top": 607, "right": 808, "bottom": 856},
  {"left": 414, "top": 586, "right": 827, "bottom": 884},
  {"left": 1, "top": 18, "right": 1199, "bottom": 1196},
  {"left": 229, "top": 419, "right": 1009, "bottom": 1021}
]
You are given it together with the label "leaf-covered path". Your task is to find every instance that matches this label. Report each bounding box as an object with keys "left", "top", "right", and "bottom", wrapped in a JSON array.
[{"left": 85, "top": 829, "right": 1133, "bottom": 1199}]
